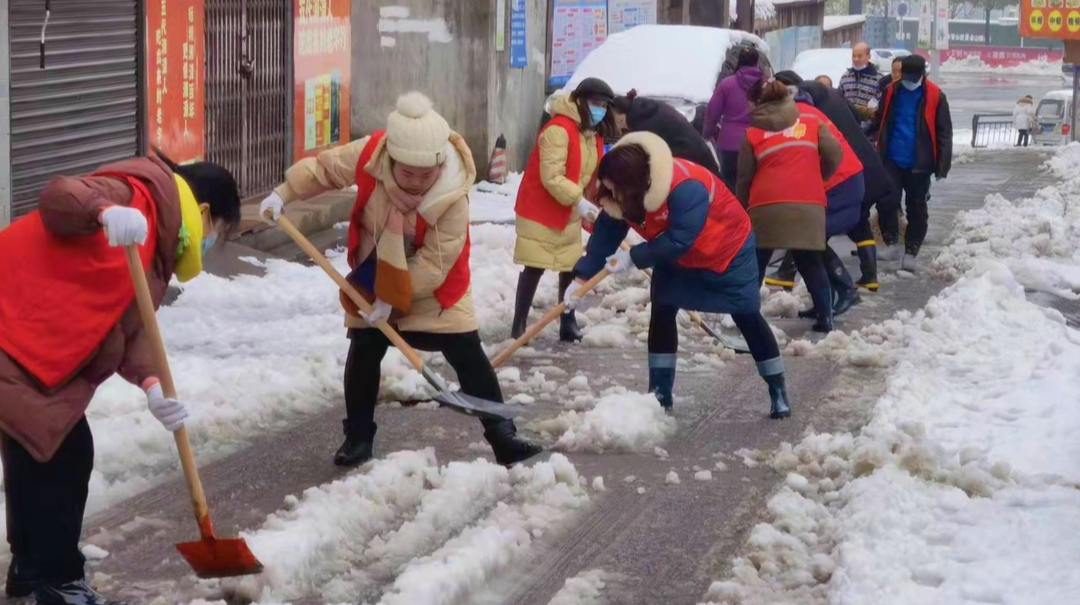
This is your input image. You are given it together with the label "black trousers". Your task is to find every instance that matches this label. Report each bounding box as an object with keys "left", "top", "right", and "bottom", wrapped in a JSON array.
[
  {"left": 1017, "top": 129, "right": 1030, "bottom": 147},
  {"left": 847, "top": 197, "right": 877, "bottom": 244},
  {"left": 649, "top": 303, "right": 780, "bottom": 363},
  {"left": 344, "top": 329, "right": 506, "bottom": 434},
  {"left": 2, "top": 417, "right": 93, "bottom": 586},
  {"left": 879, "top": 160, "right": 933, "bottom": 254},
  {"left": 719, "top": 150, "right": 739, "bottom": 192}
]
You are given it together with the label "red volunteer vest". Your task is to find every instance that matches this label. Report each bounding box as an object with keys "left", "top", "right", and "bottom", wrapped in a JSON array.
[
  {"left": 745, "top": 116, "right": 828, "bottom": 209},
  {"left": 629, "top": 159, "right": 752, "bottom": 274},
  {"left": 515, "top": 115, "right": 604, "bottom": 230},
  {"left": 796, "top": 103, "right": 863, "bottom": 190},
  {"left": 348, "top": 130, "right": 470, "bottom": 312},
  {"left": 879, "top": 80, "right": 942, "bottom": 160},
  {"left": 0, "top": 175, "right": 158, "bottom": 388}
]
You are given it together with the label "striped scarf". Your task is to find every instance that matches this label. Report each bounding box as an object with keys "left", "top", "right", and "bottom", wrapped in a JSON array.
[{"left": 371, "top": 177, "right": 428, "bottom": 313}]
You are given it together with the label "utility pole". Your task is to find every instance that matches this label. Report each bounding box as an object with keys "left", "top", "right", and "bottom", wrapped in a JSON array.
[
  {"left": 735, "top": 0, "right": 755, "bottom": 32},
  {"left": 850, "top": 0, "right": 864, "bottom": 14}
]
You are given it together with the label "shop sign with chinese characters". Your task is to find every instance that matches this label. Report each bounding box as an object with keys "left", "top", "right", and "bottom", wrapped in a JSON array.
[
  {"left": 293, "top": 0, "right": 351, "bottom": 161},
  {"left": 1020, "top": 0, "right": 1080, "bottom": 39},
  {"left": 146, "top": 0, "right": 205, "bottom": 162}
]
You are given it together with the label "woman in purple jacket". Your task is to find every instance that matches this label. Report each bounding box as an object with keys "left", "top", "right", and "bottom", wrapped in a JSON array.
[{"left": 703, "top": 47, "right": 764, "bottom": 190}]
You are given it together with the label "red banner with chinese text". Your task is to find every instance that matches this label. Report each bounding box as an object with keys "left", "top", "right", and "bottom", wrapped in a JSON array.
[
  {"left": 146, "top": 0, "right": 205, "bottom": 163},
  {"left": 293, "top": 0, "right": 352, "bottom": 162}
]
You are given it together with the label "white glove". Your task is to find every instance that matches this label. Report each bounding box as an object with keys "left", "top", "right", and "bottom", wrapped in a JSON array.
[
  {"left": 361, "top": 298, "right": 393, "bottom": 324},
  {"left": 606, "top": 248, "right": 635, "bottom": 275},
  {"left": 145, "top": 382, "right": 188, "bottom": 432},
  {"left": 260, "top": 192, "right": 286, "bottom": 224},
  {"left": 577, "top": 198, "right": 599, "bottom": 221},
  {"left": 563, "top": 279, "right": 585, "bottom": 311},
  {"left": 100, "top": 206, "right": 148, "bottom": 247}
]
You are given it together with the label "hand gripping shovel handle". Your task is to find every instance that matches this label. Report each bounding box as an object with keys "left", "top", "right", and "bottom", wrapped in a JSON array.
[
  {"left": 123, "top": 246, "right": 211, "bottom": 535},
  {"left": 273, "top": 216, "right": 426, "bottom": 372},
  {"left": 491, "top": 267, "right": 612, "bottom": 368}
]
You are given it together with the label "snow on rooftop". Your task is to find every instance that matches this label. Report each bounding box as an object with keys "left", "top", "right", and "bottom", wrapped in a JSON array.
[
  {"left": 823, "top": 14, "right": 866, "bottom": 31},
  {"left": 559, "top": 25, "right": 769, "bottom": 105}
]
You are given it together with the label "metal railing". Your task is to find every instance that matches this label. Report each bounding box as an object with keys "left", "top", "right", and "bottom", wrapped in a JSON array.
[{"left": 971, "top": 113, "right": 1016, "bottom": 148}]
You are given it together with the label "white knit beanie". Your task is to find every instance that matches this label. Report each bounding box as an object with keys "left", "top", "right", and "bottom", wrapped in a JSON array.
[{"left": 385, "top": 92, "right": 451, "bottom": 168}]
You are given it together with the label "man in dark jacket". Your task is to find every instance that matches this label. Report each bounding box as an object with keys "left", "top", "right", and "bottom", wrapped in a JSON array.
[
  {"left": 872, "top": 54, "right": 952, "bottom": 272},
  {"left": 772, "top": 71, "right": 891, "bottom": 292},
  {"left": 839, "top": 43, "right": 884, "bottom": 122},
  {"left": 612, "top": 90, "right": 721, "bottom": 177}
]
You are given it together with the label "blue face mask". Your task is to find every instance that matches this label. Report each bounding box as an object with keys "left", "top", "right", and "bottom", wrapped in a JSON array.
[
  {"left": 901, "top": 78, "right": 923, "bottom": 91},
  {"left": 589, "top": 105, "right": 608, "bottom": 126},
  {"left": 201, "top": 232, "right": 217, "bottom": 256}
]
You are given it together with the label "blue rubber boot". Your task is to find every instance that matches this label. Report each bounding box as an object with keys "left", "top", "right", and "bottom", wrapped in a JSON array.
[
  {"left": 648, "top": 354, "right": 677, "bottom": 411},
  {"left": 758, "top": 357, "right": 792, "bottom": 419}
]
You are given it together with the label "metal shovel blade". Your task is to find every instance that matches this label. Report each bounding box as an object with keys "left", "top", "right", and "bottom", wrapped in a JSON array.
[
  {"left": 433, "top": 390, "right": 522, "bottom": 420},
  {"left": 176, "top": 537, "right": 264, "bottom": 579}
]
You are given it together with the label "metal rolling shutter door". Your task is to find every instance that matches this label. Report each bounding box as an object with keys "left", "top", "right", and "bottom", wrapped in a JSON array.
[{"left": 8, "top": 0, "right": 139, "bottom": 217}]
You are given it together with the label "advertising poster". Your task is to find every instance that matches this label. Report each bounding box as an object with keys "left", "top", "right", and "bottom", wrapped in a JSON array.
[
  {"left": 146, "top": 0, "right": 205, "bottom": 162},
  {"left": 294, "top": 0, "right": 352, "bottom": 161},
  {"left": 1020, "top": 0, "right": 1080, "bottom": 39},
  {"left": 917, "top": 0, "right": 934, "bottom": 49},
  {"left": 549, "top": 0, "right": 608, "bottom": 87},
  {"left": 608, "top": 0, "right": 657, "bottom": 35},
  {"left": 511, "top": 0, "right": 529, "bottom": 68},
  {"left": 935, "top": 0, "right": 950, "bottom": 49}
]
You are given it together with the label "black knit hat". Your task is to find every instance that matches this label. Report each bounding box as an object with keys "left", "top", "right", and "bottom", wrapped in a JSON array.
[
  {"left": 572, "top": 77, "right": 616, "bottom": 103},
  {"left": 900, "top": 55, "right": 928, "bottom": 81}
]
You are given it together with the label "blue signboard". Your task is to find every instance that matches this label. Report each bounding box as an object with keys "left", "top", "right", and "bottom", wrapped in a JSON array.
[{"left": 510, "top": 0, "right": 528, "bottom": 68}]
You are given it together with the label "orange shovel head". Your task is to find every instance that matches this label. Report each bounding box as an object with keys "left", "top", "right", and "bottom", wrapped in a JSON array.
[{"left": 176, "top": 537, "right": 264, "bottom": 579}]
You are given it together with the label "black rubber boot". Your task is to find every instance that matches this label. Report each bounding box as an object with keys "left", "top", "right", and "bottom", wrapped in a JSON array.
[
  {"left": 825, "top": 247, "right": 860, "bottom": 316},
  {"left": 855, "top": 244, "right": 879, "bottom": 292},
  {"left": 510, "top": 268, "right": 543, "bottom": 339},
  {"left": 484, "top": 419, "right": 543, "bottom": 467},
  {"left": 764, "top": 252, "right": 797, "bottom": 290},
  {"left": 810, "top": 285, "right": 834, "bottom": 333},
  {"left": 34, "top": 580, "right": 126, "bottom": 605},
  {"left": 5, "top": 560, "right": 33, "bottom": 598},
  {"left": 763, "top": 374, "right": 792, "bottom": 419},
  {"left": 334, "top": 419, "right": 376, "bottom": 467},
  {"left": 558, "top": 272, "right": 583, "bottom": 342}
]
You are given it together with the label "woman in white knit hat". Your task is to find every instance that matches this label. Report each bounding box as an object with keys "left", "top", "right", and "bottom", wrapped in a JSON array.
[{"left": 261, "top": 92, "right": 542, "bottom": 467}]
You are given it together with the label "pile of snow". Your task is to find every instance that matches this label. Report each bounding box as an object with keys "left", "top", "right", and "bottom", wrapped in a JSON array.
[
  {"left": 470, "top": 173, "right": 522, "bottom": 224},
  {"left": 701, "top": 144, "right": 1080, "bottom": 604},
  {"left": 531, "top": 389, "right": 677, "bottom": 453},
  {"left": 545, "top": 570, "right": 609, "bottom": 605},
  {"left": 932, "top": 143, "right": 1080, "bottom": 298},
  {"left": 940, "top": 55, "right": 1063, "bottom": 77},
  {"left": 227, "top": 449, "right": 589, "bottom": 604},
  {"left": 822, "top": 15, "right": 865, "bottom": 31}
]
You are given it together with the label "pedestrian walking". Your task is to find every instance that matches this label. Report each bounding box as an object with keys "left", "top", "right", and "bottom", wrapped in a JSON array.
[
  {"left": 839, "top": 43, "right": 883, "bottom": 122},
  {"left": 872, "top": 55, "right": 953, "bottom": 272},
  {"left": 260, "top": 92, "right": 542, "bottom": 469},
  {"left": 510, "top": 77, "right": 616, "bottom": 342},
  {"left": 1013, "top": 95, "right": 1036, "bottom": 147},
  {"left": 0, "top": 154, "right": 242, "bottom": 605},
  {"left": 567, "top": 133, "right": 791, "bottom": 419},
  {"left": 736, "top": 79, "right": 843, "bottom": 333},
  {"left": 611, "top": 89, "right": 721, "bottom": 176},
  {"left": 703, "top": 46, "right": 764, "bottom": 190}
]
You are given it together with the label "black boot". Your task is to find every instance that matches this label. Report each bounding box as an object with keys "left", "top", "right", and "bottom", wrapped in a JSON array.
[
  {"left": 764, "top": 252, "right": 797, "bottom": 290},
  {"left": 825, "top": 247, "right": 860, "bottom": 316},
  {"left": 810, "top": 285, "right": 834, "bottom": 333},
  {"left": 34, "top": 580, "right": 126, "bottom": 605},
  {"left": 5, "top": 560, "right": 33, "bottom": 598},
  {"left": 334, "top": 419, "right": 376, "bottom": 467},
  {"left": 484, "top": 419, "right": 543, "bottom": 467},
  {"left": 558, "top": 272, "right": 583, "bottom": 342},
  {"left": 797, "top": 308, "right": 818, "bottom": 319},
  {"left": 510, "top": 268, "right": 543, "bottom": 339},
  {"left": 763, "top": 374, "right": 792, "bottom": 419},
  {"left": 855, "top": 243, "right": 879, "bottom": 292}
]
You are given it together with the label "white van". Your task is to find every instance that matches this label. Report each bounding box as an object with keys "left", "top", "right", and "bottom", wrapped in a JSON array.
[{"left": 1032, "top": 90, "right": 1076, "bottom": 146}]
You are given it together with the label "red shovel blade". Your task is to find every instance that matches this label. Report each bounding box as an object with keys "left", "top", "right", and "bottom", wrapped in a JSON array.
[{"left": 176, "top": 537, "right": 263, "bottom": 579}]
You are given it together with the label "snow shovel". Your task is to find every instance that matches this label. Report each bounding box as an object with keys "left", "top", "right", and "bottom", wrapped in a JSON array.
[
  {"left": 616, "top": 242, "right": 752, "bottom": 354},
  {"left": 491, "top": 266, "right": 613, "bottom": 368},
  {"left": 123, "top": 245, "right": 263, "bottom": 579},
  {"left": 273, "top": 215, "right": 520, "bottom": 421}
]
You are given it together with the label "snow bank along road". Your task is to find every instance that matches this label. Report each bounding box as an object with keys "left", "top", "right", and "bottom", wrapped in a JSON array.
[{"left": 3, "top": 145, "right": 1072, "bottom": 605}]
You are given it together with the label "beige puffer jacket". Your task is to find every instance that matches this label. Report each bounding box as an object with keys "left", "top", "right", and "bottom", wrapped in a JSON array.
[
  {"left": 514, "top": 94, "right": 600, "bottom": 272},
  {"left": 275, "top": 132, "right": 479, "bottom": 333}
]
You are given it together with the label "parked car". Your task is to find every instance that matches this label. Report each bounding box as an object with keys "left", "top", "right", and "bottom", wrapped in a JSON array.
[
  {"left": 792, "top": 48, "right": 853, "bottom": 87},
  {"left": 871, "top": 48, "right": 911, "bottom": 73},
  {"left": 545, "top": 25, "right": 772, "bottom": 134},
  {"left": 1032, "top": 89, "right": 1076, "bottom": 146}
]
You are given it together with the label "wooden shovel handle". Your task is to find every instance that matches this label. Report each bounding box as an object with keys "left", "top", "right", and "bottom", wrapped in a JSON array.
[
  {"left": 274, "top": 215, "right": 426, "bottom": 372},
  {"left": 124, "top": 246, "right": 211, "bottom": 537},
  {"left": 492, "top": 267, "right": 612, "bottom": 368}
]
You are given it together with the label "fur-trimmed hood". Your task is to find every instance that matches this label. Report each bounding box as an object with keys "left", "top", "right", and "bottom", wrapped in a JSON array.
[{"left": 600, "top": 131, "right": 674, "bottom": 220}]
